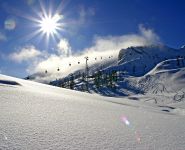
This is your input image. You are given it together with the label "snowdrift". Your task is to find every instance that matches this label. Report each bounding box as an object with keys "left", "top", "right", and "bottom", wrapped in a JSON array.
[{"left": 0, "top": 74, "right": 185, "bottom": 149}]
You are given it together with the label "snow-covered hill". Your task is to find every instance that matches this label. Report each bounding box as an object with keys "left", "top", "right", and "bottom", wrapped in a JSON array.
[
  {"left": 26, "top": 44, "right": 185, "bottom": 103},
  {"left": 0, "top": 74, "right": 185, "bottom": 149}
]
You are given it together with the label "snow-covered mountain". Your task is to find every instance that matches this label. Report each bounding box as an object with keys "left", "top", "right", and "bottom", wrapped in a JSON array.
[
  {"left": 1, "top": 74, "right": 185, "bottom": 149},
  {"left": 116, "top": 44, "right": 185, "bottom": 76},
  {"left": 26, "top": 44, "right": 185, "bottom": 104}
]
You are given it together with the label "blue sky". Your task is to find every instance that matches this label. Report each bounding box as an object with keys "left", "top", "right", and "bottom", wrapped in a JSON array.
[{"left": 0, "top": 0, "right": 185, "bottom": 78}]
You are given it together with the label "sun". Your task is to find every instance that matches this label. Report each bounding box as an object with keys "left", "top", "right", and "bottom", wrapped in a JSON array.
[
  {"left": 39, "top": 14, "right": 62, "bottom": 36},
  {"left": 20, "top": 0, "right": 66, "bottom": 43}
]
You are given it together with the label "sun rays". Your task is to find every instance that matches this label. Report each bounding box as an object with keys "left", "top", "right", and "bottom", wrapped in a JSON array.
[{"left": 13, "top": 0, "right": 68, "bottom": 46}]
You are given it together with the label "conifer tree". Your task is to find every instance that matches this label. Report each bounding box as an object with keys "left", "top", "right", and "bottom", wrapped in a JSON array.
[
  {"left": 177, "top": 56, "right": 180, "bottom": 67},
  {"left": 94, "top": 71, "right": 102, "bottom": 88},
  {"left": 69, "top": 74, "right": 75, "bottom": 89}
]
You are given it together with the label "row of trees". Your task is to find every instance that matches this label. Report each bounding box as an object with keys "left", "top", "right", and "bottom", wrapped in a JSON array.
[
  {"left": 51, "top": 70, "right": 119, "bottom": 91},
  {"left": 93, "top": 70, "right": 118, "bottom": 89}
]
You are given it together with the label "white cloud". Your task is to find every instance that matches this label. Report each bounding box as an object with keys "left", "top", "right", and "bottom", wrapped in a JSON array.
[
  {"left": 65, "top": 6, "right": 95, "bottom": 36},
  {"left": 27, "top": 25, "right": 161, "bottom": 81},
  {"left": 57, "top": 38, "right": 72, "bottom": 57},
  {"left": 139, "top": 24, "right": 159, "bottom": 43},
  {"left": 0, "top": 32, "right": 7, "bottom": 41},
  {"left": 10, "top": 46, "right": 41, "bottom": 63},
  {"left": 87, "top": 25, "right": 159, "bottom": 53},
  {"left": 69, "top": 6, "right": 96, "bottom": 27},
  {"left": 78, "top": 6, "right": 95, "bottom": 25},
  {"left": 26, "top": 0, "right": 36, "bottom": 5}
]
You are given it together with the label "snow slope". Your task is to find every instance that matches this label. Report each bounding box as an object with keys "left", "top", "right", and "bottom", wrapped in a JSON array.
[
  {"left": 133, "top": 58, "right": 185, "bottom": 104},
  {"left": 0, "top": 74, "right": 185, "bottom": 149}
]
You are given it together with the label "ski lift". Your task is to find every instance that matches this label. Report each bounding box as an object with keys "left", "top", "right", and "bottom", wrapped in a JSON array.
[{"left": 85, "top": 56, "right": 89, "bottom": 61}]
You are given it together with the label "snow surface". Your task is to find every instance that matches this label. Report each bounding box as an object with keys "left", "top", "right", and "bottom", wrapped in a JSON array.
[{"left": 0, "top": 74, "right": 185, "bottom": 150}]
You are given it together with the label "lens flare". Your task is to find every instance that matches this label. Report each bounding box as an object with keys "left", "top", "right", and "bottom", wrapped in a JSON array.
[
  {"left": 135, "top": 131, "right": 141, "bottom": 143},
  {"left": 121, "top": 115, "right": 141, "bottom": 144},
  {"left": 121, "top": 116, "right": 130, "bottom": 126},
  {"left": 4, "top": 18, "right": 16, "bottom": 30}
]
